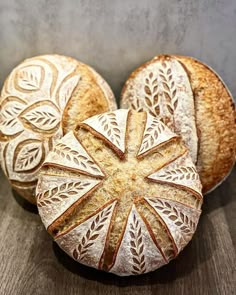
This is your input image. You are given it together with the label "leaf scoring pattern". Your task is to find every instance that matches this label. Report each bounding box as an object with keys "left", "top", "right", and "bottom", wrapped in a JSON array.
[
  {"left": 97, "top": 112, "right": 121, "bottom": 146},
  {"left": 147, "top": 152, "right": 202, "bottom": 198},
  {"left": 17, "top": 65, "right": 42, "bottom": 90},
  {"left": 110, "top": 204, "right": 167, "bottom": 276},
  {"left": 35, "top": 110, "right": 202, "bottom": 276},
  {"left": 53, "top": 142, "right": 101, "bottom": 174},
  {"left": 0, "top": 99, "right": 25, "bottom": 135},
  {"left": 149, "top": 198, "right": 196, "bottom": 234},
  {"left": 146, "top": 197, "right": 201, "bottom": 252},
  {"left": 36, "top": 174, "right": 102, "bottom": 229},
  {"left": 82, "top": 109, "right": 129, "bottom": 155},
  {"left": 160, "top": 166, "right": 198, "bottom": 181},
  {"left": 0, "top": 55, "right": 87, "bottom": 188},
  {"left": 37, "top": 181, "right": 90, "bottom": 207},
  {"left": 144, "top": 72, "right": 160, "bottom": 117},
  {"left": 121, "top": 55, "right": 199, "bottom": 163},
  {"left": 20, "top": 102, "right": 61, "bottom": 131},
  {"left": 72, "top": 203, "right": 114, "bottom": 261},
  {"left": 158, "top": 61, "right": 178, "bottom": 127},
  {"left": 129, "top": 213, "right": 146, "bottom": 274},
  {"left": 14, "top": 140, "right": 43, "bottom": 172},
  {"left": 138, "top": 114, "right": 177, "bottom": 157}
]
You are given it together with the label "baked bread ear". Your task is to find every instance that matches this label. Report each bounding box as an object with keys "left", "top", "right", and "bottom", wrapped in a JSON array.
[
  {"left": 121, "top": 55, "right": 236, "bottom": 193},
  {"left": 36, "top": 109, "right": 202, "bottom": 276},
  {"left": 0, "top": 54, "right": 117, "bottom": 203}
]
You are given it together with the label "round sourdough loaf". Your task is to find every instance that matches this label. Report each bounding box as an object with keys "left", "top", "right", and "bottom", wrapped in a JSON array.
[
  {"left": 0, "top": 54, "right": 117, "bottom": 203},
  {"left": 121, "top": 55, "right": 236, "bottom": 194},
  {"left": 36, "top": 109, "right": 203, "bottom": 276}
]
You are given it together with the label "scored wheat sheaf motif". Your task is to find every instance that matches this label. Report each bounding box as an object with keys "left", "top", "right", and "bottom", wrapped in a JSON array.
[
  {"left": 72, "top": 204, "right": 114, "bottom": 261},
  {"left": 37, "top": 181, "right": 89, "bottom": 207},
  {"left": 160, "top": 166, "right": 199, "bottom": 182},
  {"left": 149, "top": 198, "right": 197, "bottom": 236},
  {"left": 139, "top": 118, "right": 166, "bottom": 154},
  {"left": 130, "top": 96, "right": 144, "bottom": 112},
  {"left": 159, "top": 61, "right": 178, "bottom": 119},
  {"left": 129, "top": 213, "right": 146, "bottom": 275},
  {"left": 143, "top": 72, "right": 160, "bottom": 117},
  {"left": 53, "top": 142, "right": 101, "bottom": 174},
  {"left": 97, "top": 113, "right": 121, "bottom": 146}
]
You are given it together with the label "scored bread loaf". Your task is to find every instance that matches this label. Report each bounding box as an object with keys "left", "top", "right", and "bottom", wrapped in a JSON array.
[
  {"left": 121, "top": 55, "right": 236, "bottom": 194},
  {"left": 36, "top": 109, "right": 203, "bottom": 276},
  {"left": 0, "top": 54, "right": 117, "bottom": 203}
]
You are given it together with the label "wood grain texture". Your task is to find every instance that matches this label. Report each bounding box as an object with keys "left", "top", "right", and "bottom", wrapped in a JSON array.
[{"left": 0, "top": 168, "right": 235, "bottom": 295}]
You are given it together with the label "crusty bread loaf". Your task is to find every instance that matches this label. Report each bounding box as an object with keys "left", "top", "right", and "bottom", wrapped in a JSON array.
[
  {"left": 36, "top": 109, "right": 202, "bottom": 276},
  {"left": 121, "top": 55, "right": 236, "bottom": 194},
  {"left": 0, "top": 54, "right": 117, "bottom": 203}
]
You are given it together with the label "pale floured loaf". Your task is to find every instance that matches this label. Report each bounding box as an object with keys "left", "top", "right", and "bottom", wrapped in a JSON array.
[
  {"left": 36, "top": 109, "right": 203, "bottom": 276},
  {"left": 121, "top": 55, "right": 236, "bottom": 194},
  {"left": 0, "top": 54, "right": 117, "bottom": 203}
]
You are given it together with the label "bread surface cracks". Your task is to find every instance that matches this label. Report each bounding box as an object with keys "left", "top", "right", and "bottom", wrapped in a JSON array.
[{"left": 46, "top": 111, "right": 199, "bottom": 269}]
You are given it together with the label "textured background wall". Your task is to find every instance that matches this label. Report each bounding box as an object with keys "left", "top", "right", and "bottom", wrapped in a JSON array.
[{"left": 0, "top": 0, "right": 235, "bottom": 102}]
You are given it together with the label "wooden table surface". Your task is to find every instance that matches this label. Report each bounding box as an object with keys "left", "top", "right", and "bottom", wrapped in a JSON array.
[{"left": 0, "top": 168, "right": 235, "bottom": 295}]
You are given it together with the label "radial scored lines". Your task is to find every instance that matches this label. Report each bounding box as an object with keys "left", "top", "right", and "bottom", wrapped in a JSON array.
[
  {"left": 147, "top": 152, "right": 203, "bottom": 199},
  {"left": 81, "top": 109, "right": 129, "bottom": 159},
  {"left": 137, "top": 113, "right": 178, "bottom": 158},
  {"left": 55, "top": 200, "right": 117, "bottom": 269},
  {"left": 110, "top": 205, "right": 167, "bottom": 276},
  {"left": 36, "top": 173, "right": 102, "bottom": 229},
  {"left": 43, "top": 131, "right": 105, "bottom": 177},
  {"left": 145, "top": 197, "right": 201, "bottom": 253}
]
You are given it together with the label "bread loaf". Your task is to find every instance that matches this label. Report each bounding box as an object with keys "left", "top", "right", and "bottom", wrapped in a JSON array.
[
  {"left": 0, "top": 54, "right": 117, "bottom": 203},
  {"left": 121, "top": 55, "right": 236, "bottom": 193},
  {"left": 36, "top": 109, "right": 202, "bottom": 276}
]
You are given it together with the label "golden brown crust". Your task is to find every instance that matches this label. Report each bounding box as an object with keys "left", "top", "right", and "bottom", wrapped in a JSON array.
[
  {"left": 36, "top": 110, "right": 203, "bottom": 276},
  {"left": 135, "top": 111, "right": 179, "bottom": 159},
  {"left": 134, "top": 198, "right": 176, "bottom": 261},
  {"left": 54, "top": 197, "right": 117, "bottom": 239},
  {"left": 142, "top": 198, "right": 179, "bottom": 257},
  {"left": 62, "top": 59, "right": 116, "bottom": 134},
  {"left": 79, "top": 123, "right": 126, "bottom": 160},
  {"left": 12, "top": 183, "right": 36, "bottom": 204},
  {"left": 173, "top": 55, "right": 236, "bottom": 193},
  {"left": 121, "top": 54, "right": 236, "bottom": 193},
  {"left": 136, "top": 208, "right": 168, "bottom": 262},
  {"left": 98, "top": 199, "right": 120, "bottom": 270},
  {"left": 47, "top": 179, "right": 104, "bottom": 236},
  {"left": 0, "top": 54, "right": 117, "bottom": 203},
  {"left": 99, "top": 204, "right": 133, "bottom": 271},
  {"left": 147, "top": 178, "right": 203, "bottom": 200}
]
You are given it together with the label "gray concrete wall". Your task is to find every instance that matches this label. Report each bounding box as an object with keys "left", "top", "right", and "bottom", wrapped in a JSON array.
[{"left": 0, "top": 0, "right": 235, "bottom": 102}]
